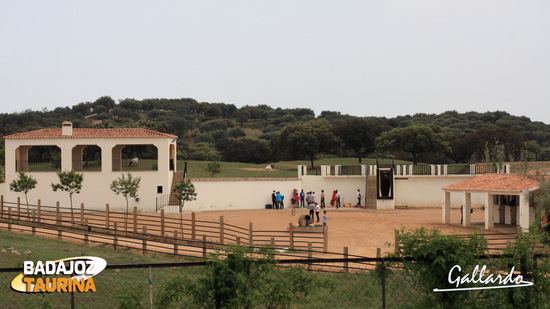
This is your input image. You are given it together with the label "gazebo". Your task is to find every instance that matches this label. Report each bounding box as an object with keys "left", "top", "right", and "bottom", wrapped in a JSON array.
[{"left": 442, "top": 173, "right": 539, "bottom": 231}]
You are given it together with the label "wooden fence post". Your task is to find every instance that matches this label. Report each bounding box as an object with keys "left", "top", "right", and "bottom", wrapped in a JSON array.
[
  {"left": 236, "top": 237, "right": 241, "bottom": 246},
  {"left": 8, "top": 208, "right": 12, "bottom": 231},
  {"left": 308, "top": 242, "right": 313, "bottom": 271},
  {"left": 113, "top": 222, "right": 118, "bottom": 250},
  {"left": 289, "top": 223, "right": 294, "bottom": 250},
  {"left": 37, "top": 199, "right": 41, "bottom": 223},
  {"left": 191, "top": 212, "right": 196, "bottom": 240},
  {"left": 0, "top": 195, "right": 3, "bottom": 218},
  {"left": 56, "top": 202, "right": 60, "bottom": 225},
  {"left": 173, "top": 230, "right": 178, "bottom": 256},
  {"left": 142, "top": 226, "right": 147, "bottom": 255},
  {"left": 80, "top": 203, "right": 85, "bottom": 225},
  {"left": 219, "top": 216, "right": 224, "bottom": 244},
  {"left": 271, "top": 237, "right": 275, "bottom": 249},
  {"left": 323, "top": 225, "right": 329, "bottom": 252},
  {"left": 249, "top": 222, "right": 254, "bottom": 247},
  {"left": 344, "top": 247, "right": 349, "bottom": 273},
  {"left": 160, "top": 209, "right": 165, "bottom": 237},
  {"left": 32, "top": 210, "right": 36, "bottom": 236},
  {"left": 377, "top": 248, "right": 381, "bottom": 258},
  {"left": 17, "top": 197, "right": 21, "bottom": 220},
  {"left": 202, "top": 235, "right": 207, "bottom": 258},
  {"left": 133, "top": 207, "right": 138, "bottom": 233},
  {"left": 84, "top": 219, "right": 89, "bottom": 244},
  {"left": 105, "top": 204, "right": 110, "bottom": 229}
]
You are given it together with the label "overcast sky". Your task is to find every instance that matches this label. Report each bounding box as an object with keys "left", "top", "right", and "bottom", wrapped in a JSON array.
[{"left": 1, "top": 1, "right": 549, "bottom": 124}]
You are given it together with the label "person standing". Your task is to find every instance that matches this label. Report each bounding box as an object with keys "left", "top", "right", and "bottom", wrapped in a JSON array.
[
  {"left": 335, "top": 190, "right": 341, "bottom": 209},
  {"left": 308, "top": 201, "right": 315, "bottom": 220},
  {"left": 271, "top": 190, "right": 277, "bottom": 209},
  {"left": 291, "top": 195, "right": 297, "bottom": 216},
  {"left": 323, "top": 211, "right": 327, "bottom": 226},
  {"left": 315, "top": 203, "right": 320, "bottom": 222},
  {"left": 300, "top": 190, "right": 305, "bottom": 208},
  {"left": 276, "top": 191, "right": 282, "bottom": 209},
  {"left": 320, "top": 190, "right": 326, "bottom": 208},
  {"left": 356, "top": 189, "right": 362, "bottom": 207}
]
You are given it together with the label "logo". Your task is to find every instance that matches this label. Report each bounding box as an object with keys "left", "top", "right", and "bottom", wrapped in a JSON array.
[
  {"left": 11, "top": 256, "right": 107, "bottom": 293},
  {"left": 433, "top": 264, "right": 533, "bottom": 292}
]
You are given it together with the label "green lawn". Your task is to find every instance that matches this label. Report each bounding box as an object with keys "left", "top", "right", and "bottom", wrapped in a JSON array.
[
  {"left": 0, "top": 229, "right": 183, "bottom": 269},
  {"left": 179, "top": 158, "right": 413, "bottom": 178}
]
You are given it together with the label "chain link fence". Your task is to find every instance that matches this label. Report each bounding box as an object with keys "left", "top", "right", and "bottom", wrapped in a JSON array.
[{"left": 2, "top": 254, "right": 550, "bottom": 309}]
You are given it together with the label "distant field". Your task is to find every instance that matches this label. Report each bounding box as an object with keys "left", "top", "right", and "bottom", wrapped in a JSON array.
[{"left": 178, "top": 158, "right": 412, "bottom": 178}]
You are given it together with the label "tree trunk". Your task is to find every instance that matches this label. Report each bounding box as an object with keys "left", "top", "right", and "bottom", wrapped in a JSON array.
[
  {"left": 125, "top": 197, "right": 129, "bottom": 232},
  {"left": 69, "top": 194, "right": 74, "bottom": 223}
]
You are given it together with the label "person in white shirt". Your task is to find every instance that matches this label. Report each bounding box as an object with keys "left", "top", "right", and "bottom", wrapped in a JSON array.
[{"left": 356, "top": 189, "right": 362, "bottom": 207}]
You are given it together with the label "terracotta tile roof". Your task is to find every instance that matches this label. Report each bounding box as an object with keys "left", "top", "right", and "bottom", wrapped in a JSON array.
[
  {"left": 442, "top": 173, "right": 539, "bottom": 192},
  {"left": 4, "top": 128, "right": 178, "bottom": 139}
]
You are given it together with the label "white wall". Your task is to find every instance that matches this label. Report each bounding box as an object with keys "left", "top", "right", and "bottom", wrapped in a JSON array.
[
  {"left": 1, "top": 165, "right": 491, "bottom": 213},
  {"left": 395, "top": 175, "right": 485, "bottom": 208},
  {"left": 185, "top": 178, "right": 301, "bottom": 211}
]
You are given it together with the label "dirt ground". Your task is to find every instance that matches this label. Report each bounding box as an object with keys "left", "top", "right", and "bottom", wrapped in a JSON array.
[{"left": 183, "top": 206, "right": 496, "bottom": 257}]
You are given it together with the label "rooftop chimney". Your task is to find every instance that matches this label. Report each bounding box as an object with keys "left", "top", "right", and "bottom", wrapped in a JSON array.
[{"left": 62, "top": 121, "right": 73, "bottom": 136}]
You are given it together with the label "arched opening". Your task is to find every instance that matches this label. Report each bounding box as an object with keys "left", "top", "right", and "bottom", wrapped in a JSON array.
[
  {"left": 112, "top": 144, "right": 158, "bottom": 171},
  {"left": 17, "top": 145, "right": 61, "bottom": 172},
  {"left": 72, "top": 145, "right": 102, "bottom": 171}
]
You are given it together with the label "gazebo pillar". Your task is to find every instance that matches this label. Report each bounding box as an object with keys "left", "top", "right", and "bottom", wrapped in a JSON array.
[
  {"left": 519, "top": 190, "right": 530, "bottom": 231},
  {"left": 484, "top": 192, "right": 494, "bottom": 230},
  {"left": 443, "top": 191, "right": 451, "bottom": 224},
  {"left": 463, "top": 192, "right": 471, "bottom": 227}
]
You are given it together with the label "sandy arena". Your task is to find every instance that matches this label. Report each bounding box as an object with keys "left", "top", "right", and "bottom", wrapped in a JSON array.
[{"left": 183, "top": 206, "right": 495, "bottom": 257}]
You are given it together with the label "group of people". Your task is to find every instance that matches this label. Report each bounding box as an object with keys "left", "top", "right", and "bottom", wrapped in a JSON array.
[
  {"left": 271, "top": 191, "right": 285, "bottom": 209},
  {"left": 270, "top": 188, "right": 364, "bottom": 223}
]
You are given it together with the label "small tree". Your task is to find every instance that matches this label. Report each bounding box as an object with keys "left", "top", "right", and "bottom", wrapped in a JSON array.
[
  {"left": 51, "top": 170, "right": 83, "bottom": 222},
  {"left": 205, "top": 161, "right": 221, "bottom": 178},
  {"left": 110, "top": 173, "right": 141, "bottom": 231},
  {"left": 173, "top": 178, "right": 197, "bottom": 234},
  {"left": 10, "top": 172, "right": 37, "bottom": 214}
]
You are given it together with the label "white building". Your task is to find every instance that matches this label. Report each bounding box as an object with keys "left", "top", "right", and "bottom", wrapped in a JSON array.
[{"left": 2, "top": 122, "right": 177, "bottom": 212}]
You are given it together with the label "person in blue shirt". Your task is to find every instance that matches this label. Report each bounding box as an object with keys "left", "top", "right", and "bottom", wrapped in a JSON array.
[
  {"left": 323, "top": 211, "right": 327, "bottom": 226},
  {"left": 299, "top": 190, "right": 305, "bottom": 208}
]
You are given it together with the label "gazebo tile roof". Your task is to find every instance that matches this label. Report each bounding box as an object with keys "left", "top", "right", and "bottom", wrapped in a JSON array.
[
  {"left": 4, "top": 128, "right": 178, "bottom": 139},
  {"left": 442, "top": 173, "right": 539, "bottom": 192}
]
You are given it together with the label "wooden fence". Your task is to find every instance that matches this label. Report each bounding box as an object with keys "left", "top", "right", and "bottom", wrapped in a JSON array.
[{"left": 0, "top": 196, "right": 330, "bottom": 260}]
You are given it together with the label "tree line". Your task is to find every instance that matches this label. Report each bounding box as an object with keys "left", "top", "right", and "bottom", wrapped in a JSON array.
[{"left": 1, "top": 96, "right": 550, "bottom": 167}]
